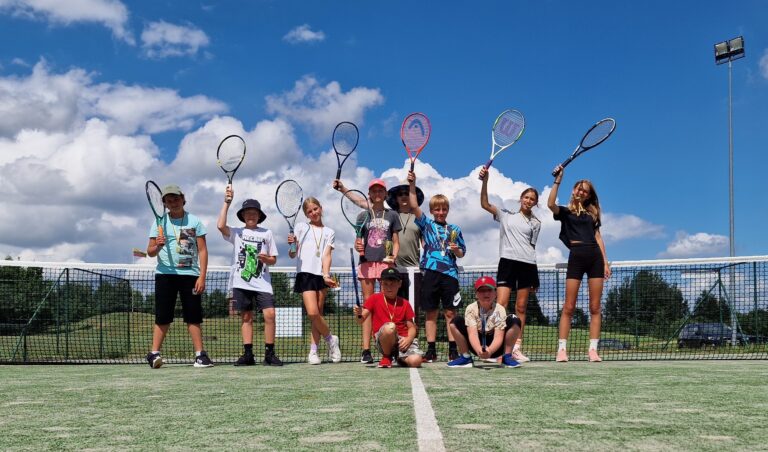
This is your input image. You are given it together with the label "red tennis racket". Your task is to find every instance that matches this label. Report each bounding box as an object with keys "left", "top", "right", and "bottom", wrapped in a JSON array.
[{"left": 401, "top": 112, "right": 431, "bottom": 171}]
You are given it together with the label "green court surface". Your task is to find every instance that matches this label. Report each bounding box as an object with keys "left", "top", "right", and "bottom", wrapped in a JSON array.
[{"left": 0, "top": 361, "right": 766, "bottom": 451}]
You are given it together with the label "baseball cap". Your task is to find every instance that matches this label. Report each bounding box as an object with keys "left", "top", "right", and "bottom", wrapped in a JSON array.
[
  {"left": 161, "top": 184, "right": 183, "bottom": 198},
  {"left": 368, "top": 178, "right": 387, "bottom": 190},
  {"left": 237, "top": 199, "right": 267, "bottom": 223},
  {"left": 380, "top": 267, "right": 401, "bottom": 281},
  {"left": 474, "top": 276, "right": 496, "bottom": 291}
]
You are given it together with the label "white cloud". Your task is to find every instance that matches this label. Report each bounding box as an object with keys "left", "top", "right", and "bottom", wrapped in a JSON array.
[
  {"left": 141, "top": 20, "right": 210, "bottom": 59},
  {"left": 658, "top": 231, "right": 728, "bottom": 258},
  {"left": 265, "top": 75, "right": 384, "bottom": 138},
  {"left": 283, "top": 24, "right": 325, "bottom": 44},
  {"left": 0, "top": 0, "right": 133, "bottom": 43},
  {"left": 601, "top": 213, "right": 664, "bottom": 243},
  {"left": 11, "top": 57, "right": 29, "bottom": 67},
  {"left": 760, "top": 49, "right": 768, "bottom": 80}
]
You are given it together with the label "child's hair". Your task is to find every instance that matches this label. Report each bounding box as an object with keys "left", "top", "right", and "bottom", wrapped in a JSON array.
[
  {"left": 520, "top": 187, "right": 539, "bottom": 204},
  {"left": 568, "top": 180, "right": 601, "bottom": 222},
  {"left": 429, "top": 194, "right": 450, "bottom": 211},
  {"left": 302, "top": 197, "right": 322, "bottom": 214}
]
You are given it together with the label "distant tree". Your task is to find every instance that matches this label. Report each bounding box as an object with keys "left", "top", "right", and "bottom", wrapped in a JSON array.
[
  {"left": 691, "top": 291, "right": 731, "bottom": 323},
  {"left": 738, "top": 309, "right": 768, "bottom": 337}
]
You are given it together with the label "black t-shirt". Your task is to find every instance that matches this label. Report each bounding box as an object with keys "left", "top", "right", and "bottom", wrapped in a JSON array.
[{"left": 553, "top": 206, "right": 600, "bottom": 249}]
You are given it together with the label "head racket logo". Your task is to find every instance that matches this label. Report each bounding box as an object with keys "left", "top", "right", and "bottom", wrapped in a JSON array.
[{"left": 408, "top": 118, "right": 426, "bottom": 136}]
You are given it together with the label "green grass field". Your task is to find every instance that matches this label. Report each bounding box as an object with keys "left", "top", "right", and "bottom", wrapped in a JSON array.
[{"left": 1, "top": 361, "right": 766, "bottom": 451}]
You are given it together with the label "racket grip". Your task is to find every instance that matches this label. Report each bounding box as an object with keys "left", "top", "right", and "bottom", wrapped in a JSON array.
[
  {"left": 478, "top": 160, "right": 493, "bottom": 180},
  {"left": 552, "top": 160, "right": 569, "bottom": 177},
  {"left": 409, "top": 160, "right": 415, "bottom": 172},
  {"left": 157, "top": 225, "right": 164, "bottom": 238},
  {"left": 289, "top": 242, "right": 297, "bottom": 254},
  {"left": 335, "top": 168, "right": 342, "bottom": 180}
]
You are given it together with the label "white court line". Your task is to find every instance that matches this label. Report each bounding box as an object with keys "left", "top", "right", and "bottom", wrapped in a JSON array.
[{"left": 410, "top": 368, "right": 446, "bottom": 452}]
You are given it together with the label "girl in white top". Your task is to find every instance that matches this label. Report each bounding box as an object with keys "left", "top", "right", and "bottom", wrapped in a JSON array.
[
  {"left": 479, "top": 167, "right": 541, "bottom": 362},
  {"left": 288, "top": 197, "right": 342, "bottom": 365}
]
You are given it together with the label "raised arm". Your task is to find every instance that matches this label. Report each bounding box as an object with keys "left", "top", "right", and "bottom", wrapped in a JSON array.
[
  {"left": 548, "top": 166, "right": 563, "bottom": 215},
  {"left": 217, "top": 185, "right": 232, "bottom": 238},
  {"left": 479, "top": 167, "right": 498, "bottom": 217},
  {"left": 407, "top": 170, "right": 423, "bottom": 219}
]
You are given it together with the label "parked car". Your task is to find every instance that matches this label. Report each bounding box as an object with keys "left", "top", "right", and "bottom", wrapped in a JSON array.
[
  {"left": 598, "top": 338, "right": 632, "bottom": 350},
  {"left": 677, "top": 323, "right": 751, "bottom": 348}
]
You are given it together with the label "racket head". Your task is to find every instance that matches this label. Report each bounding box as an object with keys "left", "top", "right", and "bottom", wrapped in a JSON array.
[
  {"left": 275, "top": 179, "right": 303, "bottom": 228},
  {"left": 580, "top": 118, "right": 616, "bottom": 150},
  {"left": 332, "top": 122, "right": 359, "bottom": 157},
  {"left": 340, "top": 189, "right": 370, "bottom": 235},
  {"left": 400, "top": 112, "right": 431, "bottom": 162},
  {"left": 217, "top": 134, "right": 247, "bottom": 176},
  {"left": 491, "top": 109, "right": 525, "bottom": 153},
  {"left": 145, "top": 180, "right": 165, "bottom": 221}
]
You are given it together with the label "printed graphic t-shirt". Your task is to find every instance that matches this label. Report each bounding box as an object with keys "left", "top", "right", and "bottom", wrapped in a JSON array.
[
  {"left": 225, "top": 226, "right": 278, "bottom": 293},
  {"left": 149, "top": 212, "right": 206, "bottom": 276}
]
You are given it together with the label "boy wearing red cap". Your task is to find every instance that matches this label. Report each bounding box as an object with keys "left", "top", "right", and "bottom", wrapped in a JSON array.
[
  {"left": 217, "top": 185, "right": 283, "bottom": 366},
  {"left": 447, "top": 276, "right": 522, "bottom": 368},
  {"left": 333, "top": 177, "right": 401, "bottom": 364}
]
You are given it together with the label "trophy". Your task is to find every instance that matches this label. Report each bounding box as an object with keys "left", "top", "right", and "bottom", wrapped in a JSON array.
[{"left": 383, "top": 239, "right": 394, "bottom": 263}]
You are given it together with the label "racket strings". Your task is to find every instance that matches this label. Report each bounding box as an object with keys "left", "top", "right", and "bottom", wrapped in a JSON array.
[
  {"left": 341, "top": 191, "right": 370, "bottom": 228},
  {"left": 581, "top": 119, "right": 615, "bottom": 148},
  {"left": 217, "top": 136, "right": 246, "bottom": 171},
  {"left": 276, "top": 182, "right": 302, "bottom": 217},
  {"left": 492, "top": 111, "right": 524, "bottom": 147},
  {"left": 145, "top": 182, "right": 165, "bottom": 217},
  {"left": 401, "top": 114, "right": 430, "bottom": 153},
  {"left": 333, "top": 123, "right": 358, "bottom": 156}
]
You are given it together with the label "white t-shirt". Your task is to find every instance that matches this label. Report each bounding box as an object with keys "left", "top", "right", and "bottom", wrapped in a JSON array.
[
  {"left": 293, "top": 222, "right": 335, "bottom": 275},
  {"left": 494, "top": 209, "right": 540, "bottom": 264},
  {"left": 225, "top": 226, "right": 278, "bottom": 293}
]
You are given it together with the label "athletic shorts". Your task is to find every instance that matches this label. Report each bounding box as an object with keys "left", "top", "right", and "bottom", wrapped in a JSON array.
[
  {"left": 232, "top": 288, "right": 275, "bottom": 312},
  {"left": 293, "top": 272, "right": 328, "bottom": 293},
  {"left": 566, "top": 244, "right": 604, "bottom": 280},
  {"left": 154, "top": 274, "right": 203, "bottom": 325},
  {"left": 358, "top": 261, "right": 394, "bottom": 280},
  {"left": 496, "top": 258, "right": 540, "bottom": 290},
  {"left": 420, "top": 270, "right": 461, "bottom": 311},
  {"left": 451, "top": 314, "right": 522, "bottom": 358},
  {"left": 396, "top": 270, "right": 422, "bottom": 305},
  {"left": 374, "top": 324, "right": 423, "bottom": 359}
]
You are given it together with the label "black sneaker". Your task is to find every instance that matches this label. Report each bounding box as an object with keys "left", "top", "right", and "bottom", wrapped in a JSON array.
[
  {"left": 360, "top": 349, "right": 374, "bottom": 364},
  {"left": 146, "top": 352, "right": 163, "bottom": 369},
  {"left": 234, "top": 353, "right": 255, "bottom": 366},
  {"left": 263, "top": 353, "right": 283, "bottom": 366},
  {"left": 193, "top": 351, "right": 214, "bottom": 368},
  {"left": 423, "top": 349, "right": 437, "bottom": 363},
  {"left": 448, "top": 349, "right": 459, "bottom": 362}
]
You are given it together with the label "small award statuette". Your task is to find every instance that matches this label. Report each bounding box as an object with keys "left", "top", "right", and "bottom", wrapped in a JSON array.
[{"left": 383, "top": 239, "right": 394, "bottom": 263}]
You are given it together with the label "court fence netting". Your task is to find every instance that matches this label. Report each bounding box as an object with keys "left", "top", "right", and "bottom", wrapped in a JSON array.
[{"left": 1, "top": 256, "right": 767, "bottom": 364}]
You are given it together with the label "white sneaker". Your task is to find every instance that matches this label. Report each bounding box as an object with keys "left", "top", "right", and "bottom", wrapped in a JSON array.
[
  {"left": 308, "top": 350, "right": 321, "bottom": 365},
  {"left": 327, "top": 335, "right": 342, "bottom": 363},
  {"left": 512, "top": 349, "right": 530, "bottom": 363}
]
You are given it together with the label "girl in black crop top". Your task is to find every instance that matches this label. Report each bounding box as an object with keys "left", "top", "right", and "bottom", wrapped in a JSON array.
[{"left": 548, "top": 165, "right": 610, "bottom": 363}]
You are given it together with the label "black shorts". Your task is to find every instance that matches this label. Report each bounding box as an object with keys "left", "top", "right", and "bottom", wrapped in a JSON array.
[
  {"left": 496, "top": 258, "right": 540, "bottom": 290},
  {"left": 396, "top": 271, "right": 422, "bottom": 305},
  {"left": 293, "top": 272, "right": 328, "bottom": 293},
  {"left": 420, "top": 270, "right": 461, "bottom": 311},
  {"left": 154, "top": 274, "right": 203, "bottom": 325},
  {"left": 451, "top": 314, "right": 522, "bottom": 357},
  {"left": 233, "top": 288, "right": 275, "bottom": 312},
  {"left": 566, "top": 244, "right": 604, "bottom": 280}
]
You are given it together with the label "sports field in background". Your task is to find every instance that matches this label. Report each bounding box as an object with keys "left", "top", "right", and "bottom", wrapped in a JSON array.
[{"left": 1, "top": 361, "right": 766, "bottom": 451}]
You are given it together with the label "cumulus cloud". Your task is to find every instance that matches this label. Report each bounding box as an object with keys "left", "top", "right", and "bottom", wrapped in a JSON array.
[
  {"left": 760, "top": 49, "right": 768, "bottom": 80},
  {"left": 0, "top": 0, "right": 133, "bottom": 43},
  {"left": 141, "top": 20, "right": 210, "bottom": 59},
  {"left": 265, "top": 75, "right": 384, "bottom": 138},
  {"left": 658, "top": 232, "right": 728, "bottom": 258},
  {"left": 601, "top": 213, "right": 664, "bottom": 243},
  {"left": 283, "top": 24, "right": 325, "bottom": 44}
]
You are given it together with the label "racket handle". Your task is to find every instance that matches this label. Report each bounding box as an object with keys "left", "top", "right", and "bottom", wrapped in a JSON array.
[
  {"left": 289, "top": 242, "right": 297, "bottom": 254},
  {"left": 478, "top": 160, "right": 493, "bottom": 180},
  {"left": 157, "top": 225, "right": 164, "bottom": 238},
  {"left": 552, "top": 160, "right": 570, "bottom": 177},
  {"left": 409, "top": 160, "right": 415, "bottom": 172},
  {"left": 335, "top": 168, "right": 342, "bottom": 180}
]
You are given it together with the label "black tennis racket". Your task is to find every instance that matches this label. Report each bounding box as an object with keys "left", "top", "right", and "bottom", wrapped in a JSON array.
[
  {"left": 350, "top": 248, "right": 362, "bottom": 318},
  {"left": 333, "top": 122, "right": 359, "bottom": 180},
  {"left": 480, "top": 306, "right": 488, "bottom": 352},
  {"left": 217, "top": 134, "right": 247, "bottom": 202},
  {"left": 552, "top": 118, "right": 616, "bottom": 176},
  {"left": 275, "top": 179, "right": 303, "bottom": 255},
  {"left": 145, "top": 180, "right": 165, "bottom": 239},
  {"left": 341, "top": 189, "right": 371, "bottom": 257}
]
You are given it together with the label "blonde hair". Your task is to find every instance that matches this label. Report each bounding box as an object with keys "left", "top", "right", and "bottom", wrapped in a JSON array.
[
  {"left": 568, "top": 180, "right": 601, "bottom": 222},
  {"left": 429, "top": 194, "right": 450, "bottom": 211},
  {"left": 302, "top": 197, "right": 322, "bottom": 215}
]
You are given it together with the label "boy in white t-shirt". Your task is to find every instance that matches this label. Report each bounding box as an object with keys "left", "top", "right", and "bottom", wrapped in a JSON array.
[{"left": 218, "top": 186, "right": 282, "bottom": 366}]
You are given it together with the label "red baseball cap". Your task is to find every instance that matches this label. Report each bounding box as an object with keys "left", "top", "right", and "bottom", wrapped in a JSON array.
[
  {"left": 368, "top": 178, "right": 387, "bottom": 190},
  {"left": 474, "top": 276, "right": 496, "bottom": 291}
]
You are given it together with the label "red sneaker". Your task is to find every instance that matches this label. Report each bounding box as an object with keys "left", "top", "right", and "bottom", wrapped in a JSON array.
[{"left": 377, "top": 356, "right": 392, "bottom": 368}]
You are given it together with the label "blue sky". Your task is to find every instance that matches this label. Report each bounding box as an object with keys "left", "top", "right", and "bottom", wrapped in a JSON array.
[{"left": 0, "top": 0, "right": 767, "bottom": 265}]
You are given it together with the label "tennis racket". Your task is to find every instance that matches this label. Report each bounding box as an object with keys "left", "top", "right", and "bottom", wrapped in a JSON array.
[
  {"left": 478, "top": 109, "right": 525, "bottom": 179},
  {"left": 333, "top": 121, "right": 359, "bottom": 180},
  {"left": 341, "top": 189, "right": 371, "bottom": 257},
  {"left": 275, "top": 179, "right": 303, "bottom": 255},
  {"left": 480, "top": 307, "right": 488, "bottom": 352},
  {"left": 217, "top": 134, "right": 247, "bottom": 202},
  {"left": 145, "top": 180, "right": 165, "bottom": 239},
  {"left": 350, "top": 248, "right": 362, "bottom": 318},
  {"left": 401, "top": 112, "right": 431, "bottom": 171},
  {"left": 552, "top": 118, "right": 616, "bottom": 176}
]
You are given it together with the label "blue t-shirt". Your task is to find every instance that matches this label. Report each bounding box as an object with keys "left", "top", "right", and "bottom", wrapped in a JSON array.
[
  {"left": 415, "top": 215, "right": 465, "bottom": 280},
  {"left": 148, "top": 212, "right": 207, "bottom": 276}
]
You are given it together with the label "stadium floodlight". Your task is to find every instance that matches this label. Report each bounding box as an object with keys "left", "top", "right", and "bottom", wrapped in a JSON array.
[{"left": 713, "top": 36, "right": 744, "bottom": 258}]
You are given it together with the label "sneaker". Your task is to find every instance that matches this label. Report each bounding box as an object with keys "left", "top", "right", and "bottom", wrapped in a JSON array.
[
  {"left": 234, "top": 353, "right": 255, "bottom": 366},
  {"left": 501, "top": 354, "right": 521, "bottom": 368},
  {"left": 556, "top": 349, "right": 568, "bottom": 362},
  {"left": 588, "top": 349, "right": 602, "bottom": 362},
  {"left": 146, "top": 352, "right": 163, "bottom": 369},
  {"left": 448, "top": 349, "right": 459, "bottom": 361},
  {"left": 193, "top": 351, "right": 214, "bottom": 368},
  {"left": 512, "top": 349, "right": 530, "bottom": 363},
  {"left": 264, "top": 353, "right": 284, "bottom": 366},
  {"left": 447, "top": 355, "right": 474, "bottom": 368},
  {"left": 377, "top": 356, "right": 392, "bottom": 368},
  {"left": 423, "top": 349, "right": 437, "bottom": 363},
  {"left": 308, "top": 350, "right": 321, "bottom": 365},
  {"left": 482, "top": 357, "right": 501, "bottom": 363},
  {"left": 327, "top": 335, "right": 342, "bottom": 363},
  {"left": 360, "top": 349, "right": 374, "bottom": 364}
]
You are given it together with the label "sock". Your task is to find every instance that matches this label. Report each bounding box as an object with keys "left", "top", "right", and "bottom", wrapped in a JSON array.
[
  {"left": 462, "top": 352, "right": 471, "bottom": 358},
  {"left": 428, "top": 342, "right": 436, "bottom": 351},
  {"left": 265, "top": 343, "right": 274, "bottom": 355},
  {"left": 310, "top": 343, "right": 318, "bottom": 352},
  {"left": 151, "top": 350, "right": 160, "bottom": 355},
  {"left": 195, "top": 351, "right": 202, "bottom": 357},
  {"left": 244, "top": 343, "right": 253, "bottom": 355},
  {"left": 324, "top": 334, "right": 333, "bottom": 342},
  {"left": 513, "top": 341, "right": 522, "bottom": 352},
  {"left": 558, "top": 339, "right": 567, "bottom": 351},
  {"left": 448, "top": 341, "right": 457, "bottom": 351},
  {"left": 589, "top": 339, "right": 599, "bottom": 351}
]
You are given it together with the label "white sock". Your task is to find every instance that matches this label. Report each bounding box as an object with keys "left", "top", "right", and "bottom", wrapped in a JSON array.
[
  {"left": 589, "top": 339, "right": 599, "bottom": 351},
  {"left": 558, "top": 339, "right": 567, "bottom": 351},
  {"left": 513, "top": 343, "right": 521, "bottom": 352},
  {"left": 462, "top": 352, "right": 471, "bottom": 358},
  {"left": 151, "top": 350, "right": 160, "bottom": 355},
  {"left": 195, "top": 351, "right": 203, "bottom": 357}
]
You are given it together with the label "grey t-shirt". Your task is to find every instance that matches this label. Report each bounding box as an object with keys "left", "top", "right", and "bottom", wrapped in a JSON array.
[
  {"left": 361, "top": 209, "right": 402, "bottom": 264},
  {"left": 494, "top": 209, "right": 540, "bottom": 264},
  {"left": 395, "top": 212, "right": 421, "bottom": 268}
]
